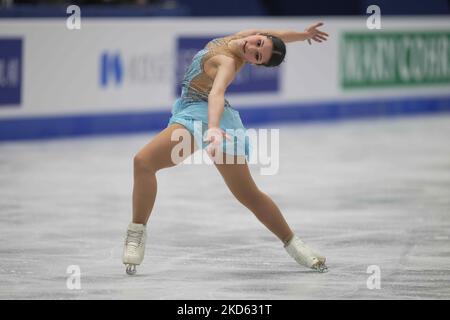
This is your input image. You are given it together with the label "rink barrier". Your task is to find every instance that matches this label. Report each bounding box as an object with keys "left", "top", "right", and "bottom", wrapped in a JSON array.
[{"left": 0, "top": 94, "right": 449, "bottom": 141}]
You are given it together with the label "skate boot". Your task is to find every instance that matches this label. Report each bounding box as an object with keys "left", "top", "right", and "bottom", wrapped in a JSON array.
[
  {"left": 284, "top": 235, "right": 328, "bottom": 273},
  {"left": 122, "top": 222, "right": 147, "bottom": 275}
]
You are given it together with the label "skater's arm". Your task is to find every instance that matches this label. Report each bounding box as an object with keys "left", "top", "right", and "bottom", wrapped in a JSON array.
[
  {"left": 204, "top": 56, "right": 236, "bottom": 156},
  {"left": 207, "top": 56, "right": 236, "bottom": 128},
  {"left": 234, "top": 22, "right": 329, "bottom": 44}
]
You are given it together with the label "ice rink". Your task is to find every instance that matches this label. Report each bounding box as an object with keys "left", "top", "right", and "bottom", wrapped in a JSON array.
[{"left": 1, "top": 114, "right": 449, "bottom": 300}]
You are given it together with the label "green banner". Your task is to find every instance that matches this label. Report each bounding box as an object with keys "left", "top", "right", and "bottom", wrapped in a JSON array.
[{"left": 340, "top": 31, "right": 450, "bottom": 88}]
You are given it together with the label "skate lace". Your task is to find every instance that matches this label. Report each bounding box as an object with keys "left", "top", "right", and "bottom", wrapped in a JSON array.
[{"left": 126, "top": 230, "right": 143, "bottom": 249}]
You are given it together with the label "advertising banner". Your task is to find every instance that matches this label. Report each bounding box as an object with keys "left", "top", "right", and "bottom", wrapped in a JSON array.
[
  {"left": 0, "top": 38, "right": 22, "bottom": 106},
  {"left": 0, "top": 17, "right": 449, "bottom": 140}
]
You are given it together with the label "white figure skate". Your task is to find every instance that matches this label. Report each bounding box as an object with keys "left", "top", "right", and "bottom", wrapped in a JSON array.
[
  {"left": 284, "top": 235, "right": 328, "bottom": 273},
  {"left": 122, "top": 222, "right": 147, "bottom": 275}
]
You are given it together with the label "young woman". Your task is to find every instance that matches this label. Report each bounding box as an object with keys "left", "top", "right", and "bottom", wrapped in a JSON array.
[{"left": 123, "top": 23, "right": 330, "bottom": 275}]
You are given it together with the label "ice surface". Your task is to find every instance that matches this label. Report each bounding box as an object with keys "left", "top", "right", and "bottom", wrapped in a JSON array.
[{"left": 1, "top": 114, "right": 449, "bottom": 299}]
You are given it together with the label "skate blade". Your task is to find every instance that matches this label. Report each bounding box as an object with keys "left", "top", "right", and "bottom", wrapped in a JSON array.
[
  {"left": 312, "top": 261, "right": 328, "bottom": 273},
  {"left": 125, "top": 264, "right": 137, "bottom": 275}
]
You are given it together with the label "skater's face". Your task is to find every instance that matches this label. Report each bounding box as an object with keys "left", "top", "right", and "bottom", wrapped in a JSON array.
[{"left": 240, "top": 35, "right": 273, "bottom": 65}]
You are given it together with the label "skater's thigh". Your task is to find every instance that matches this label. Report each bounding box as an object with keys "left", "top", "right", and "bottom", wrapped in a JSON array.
[
  {"left": 135, "top": 123, "right": 198, "bottom": 171},
  {"left": 214, "top": 154, "right": 261, "bottom": 203}
]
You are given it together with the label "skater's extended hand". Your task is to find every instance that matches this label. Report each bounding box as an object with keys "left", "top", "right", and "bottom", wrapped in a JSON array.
[
  {"left": 304, "top": 22, "right": 329, "bottom": 45},
  {"left": 204, "top": 127, "right": 231, "bottom": 159}
]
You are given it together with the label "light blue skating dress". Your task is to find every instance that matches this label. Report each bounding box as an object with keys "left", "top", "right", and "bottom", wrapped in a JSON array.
[{"left": 167, "top": 35, "right": 252, "bottom": 161}]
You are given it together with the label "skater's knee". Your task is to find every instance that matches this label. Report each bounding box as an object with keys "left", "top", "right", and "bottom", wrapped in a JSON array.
[{"left": 134, "top": 153, "right": 157, "bottom": 173}]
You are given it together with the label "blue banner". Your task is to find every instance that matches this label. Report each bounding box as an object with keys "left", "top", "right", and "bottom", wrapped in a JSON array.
[{"left": 0, "top": 38, "right": 22, "bottom": 106}]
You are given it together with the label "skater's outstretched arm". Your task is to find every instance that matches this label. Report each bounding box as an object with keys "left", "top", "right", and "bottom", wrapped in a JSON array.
[{"left": 234, "top": 22, "right": 329, "bottom": 45}]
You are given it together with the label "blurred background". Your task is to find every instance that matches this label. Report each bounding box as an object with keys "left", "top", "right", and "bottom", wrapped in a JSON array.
[
  {"left": 0, "top": 0, "right": 449, "bottom": 139},
  {"left": 0, "top": 0, "right": 449, "bottom": 300},
  {"left": 0, "top": 0, "right": 449, "bottom": 16}
]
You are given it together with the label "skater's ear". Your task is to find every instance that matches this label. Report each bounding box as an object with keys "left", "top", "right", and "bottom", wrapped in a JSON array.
[{"left": 261, "top": 35, "right": 286, "bottom": 67}]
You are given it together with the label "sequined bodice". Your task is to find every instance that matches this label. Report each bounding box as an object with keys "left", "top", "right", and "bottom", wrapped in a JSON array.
[{"left": 180, "top": 35, "right": 246, "bottom": 105}]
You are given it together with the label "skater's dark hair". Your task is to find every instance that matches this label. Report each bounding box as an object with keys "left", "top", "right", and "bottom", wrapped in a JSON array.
[{"left": 260, "top": 34, "right": 286, "bottom": 67}]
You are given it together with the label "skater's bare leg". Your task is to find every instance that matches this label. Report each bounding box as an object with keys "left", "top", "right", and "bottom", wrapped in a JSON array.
[
  {"left": 132, "top": 123, "right": 197, "bottom": 224},
  {"left": 214, "top": 153, "right": 294, "bottom": 244},
  {"left": 213, "top": 153, "right": 327, "bottom": 271}
]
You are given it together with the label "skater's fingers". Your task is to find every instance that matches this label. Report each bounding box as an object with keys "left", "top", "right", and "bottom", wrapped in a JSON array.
[
  {"left": 224, "top": 132, "right": 232, "bottom": 141},
  {"left": 312, "top": 22, "right": 324, "bottom": 29},
  {"left": 207, "top": 142, "right": 218, "bottom": 158}
]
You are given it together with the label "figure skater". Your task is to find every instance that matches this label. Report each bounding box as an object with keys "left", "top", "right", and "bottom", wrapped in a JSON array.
[{"left": 123, "top": 23, "right": 330, "bottom": 275}]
